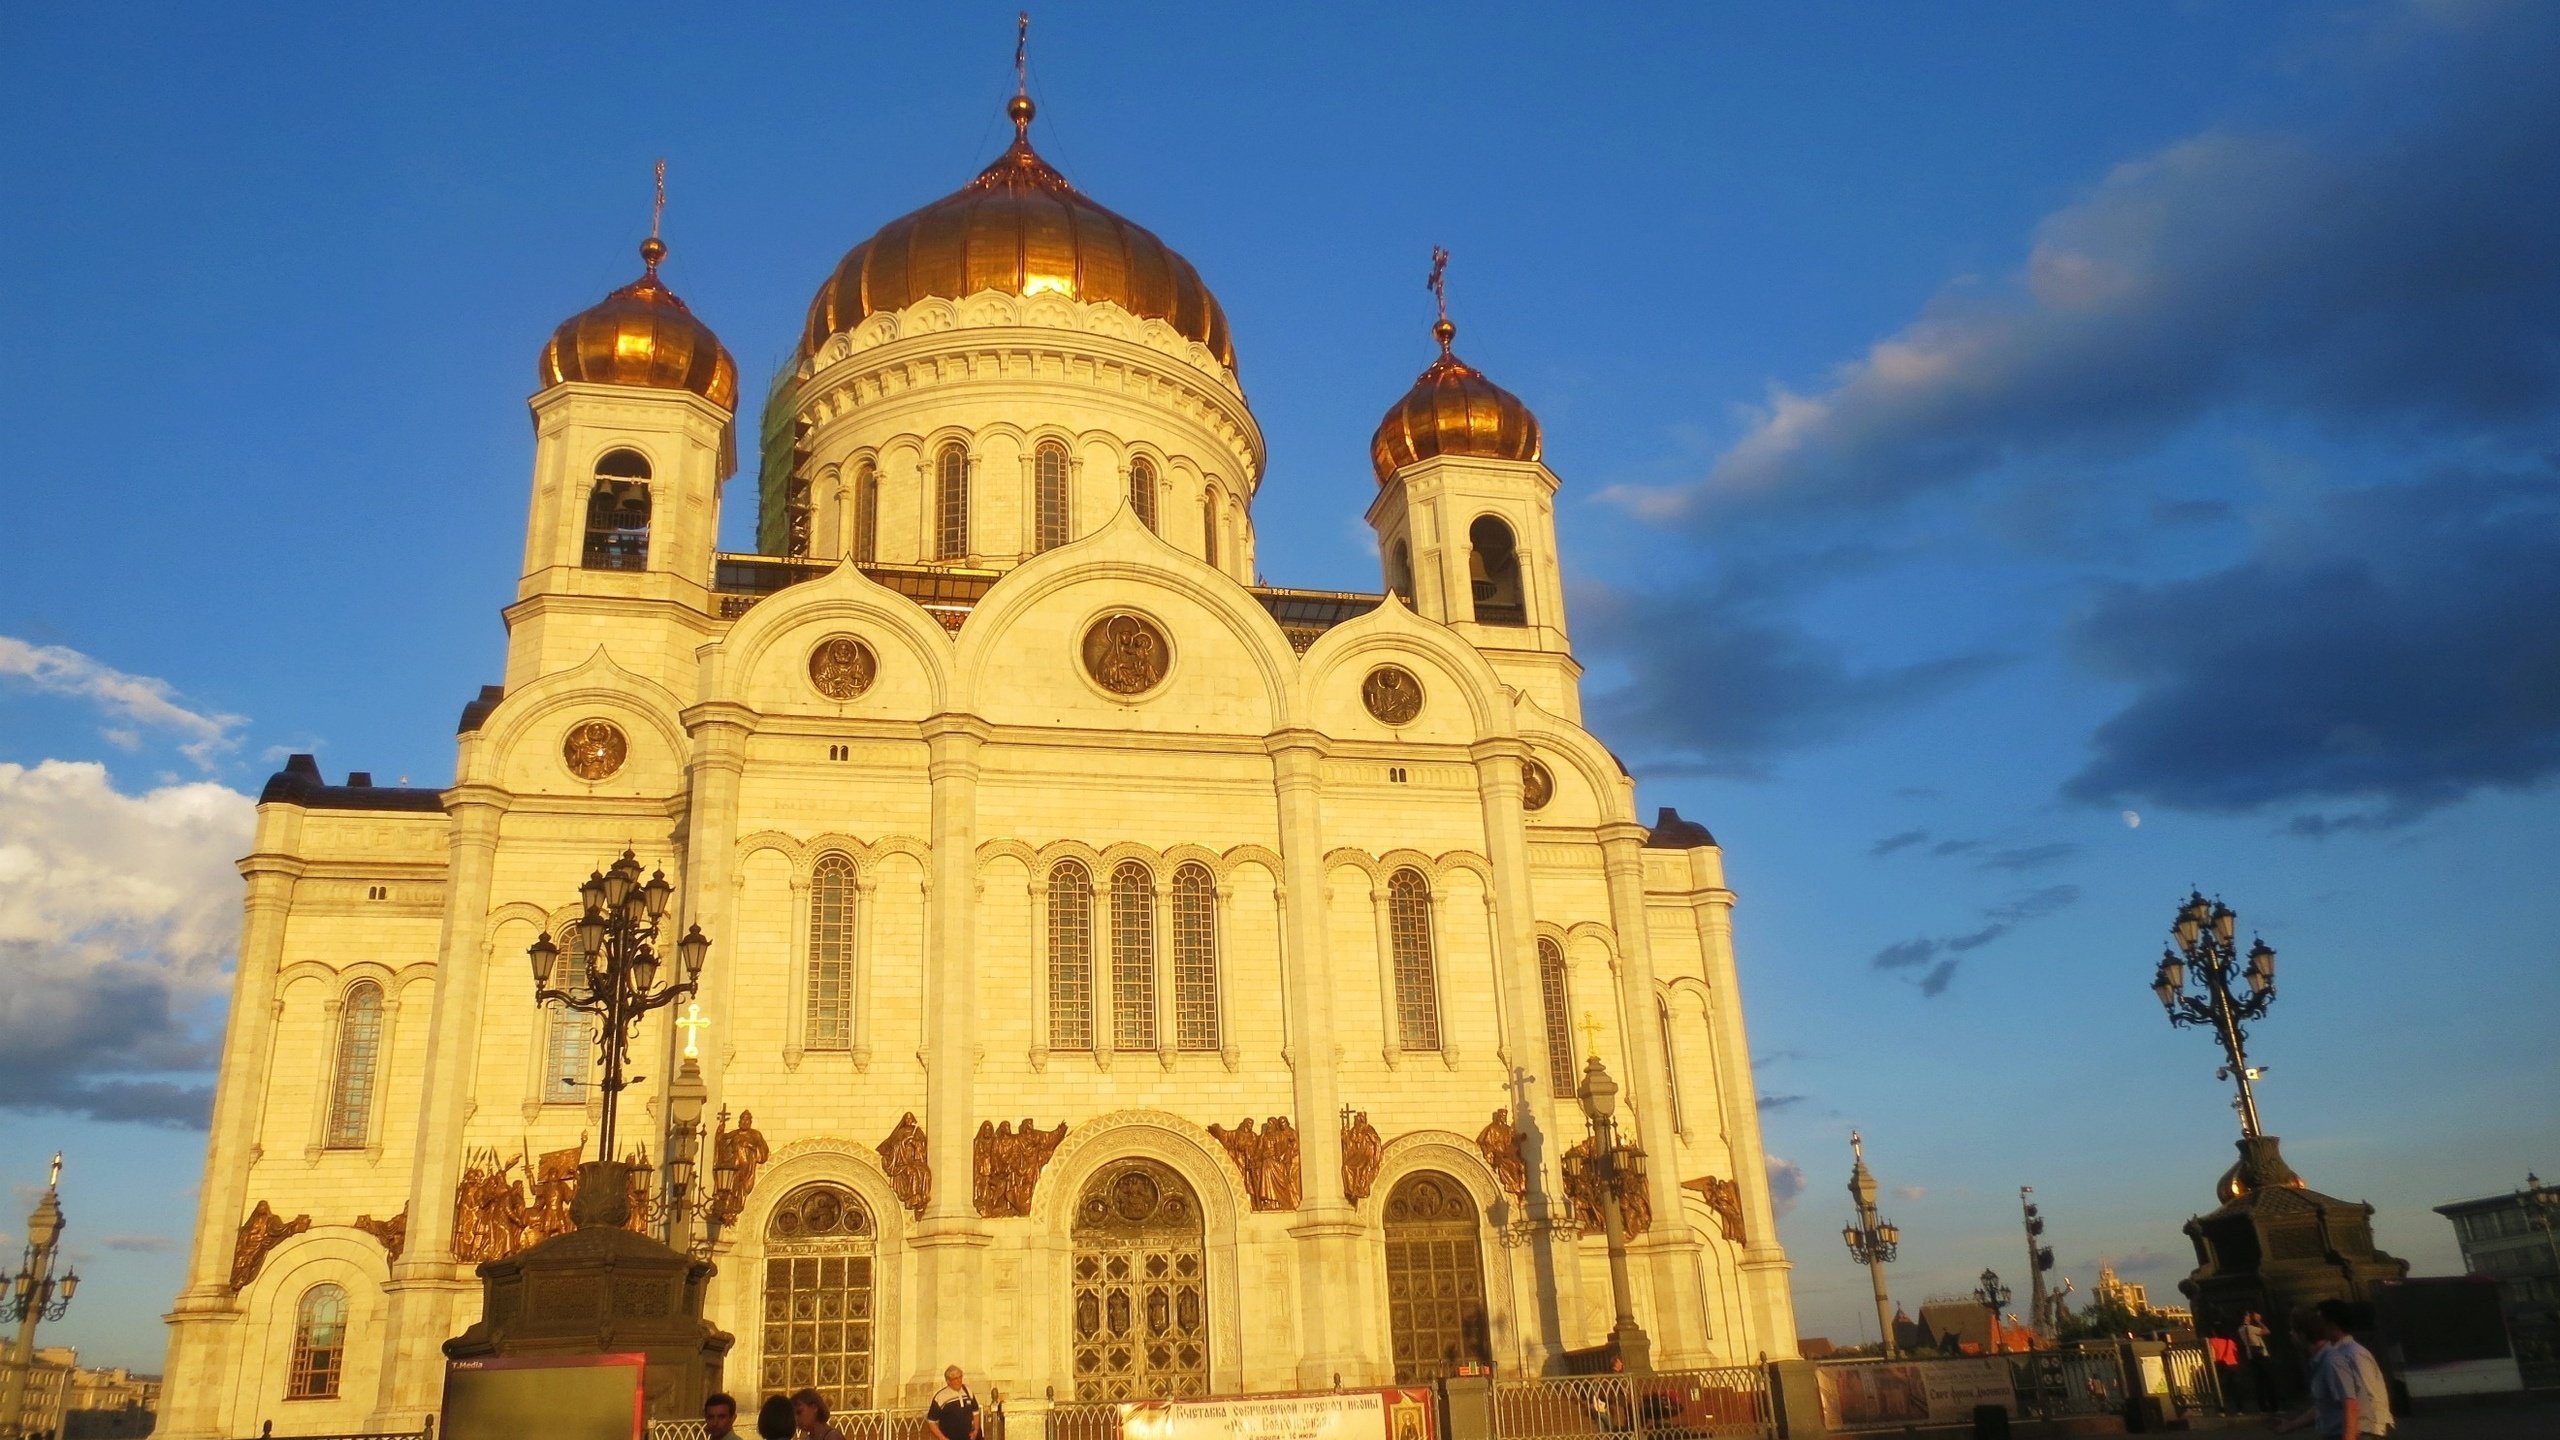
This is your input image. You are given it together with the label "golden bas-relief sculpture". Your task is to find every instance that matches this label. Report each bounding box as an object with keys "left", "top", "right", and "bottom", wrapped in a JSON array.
[
  {"left": 879, "top": 1112, "right": 931, "bottom": 1216},
  {"left": 1683, "top": 1174, "right": 1748, "bottom": 1245},
  {"left": 229, "top": 1200, "right": 310, "bottom": 1290},
  {"left": 1474, "top": 1108, "right": 1528, "bottom": 1199},
  {"left": 1208, "top": 1116, "right": 1303, "bottom": 1211},
  {"left": 1521, "top": 757, "right": 1554, "bottom": 811},
  {"left": 561, "top": 719, "right": 628, "bottom": 780},
  {"left": 1340, "top": 1109, "right": 1385, "bottom": 1203},
  {"left": 352, "top": 1207, "right": 408, "bottom": 1263},
  {"left": 1362, "top": 665, "right": 1424, "bottom": 725},
  {"left": 1081, "top": 612, "right": 1169, "bottom": 695},
  {"left": 972, "top": 1119, "right": 1070, "bottom": 1218},
  {"left": 807, "top": 634, "right": 877, "bottom": 700}
]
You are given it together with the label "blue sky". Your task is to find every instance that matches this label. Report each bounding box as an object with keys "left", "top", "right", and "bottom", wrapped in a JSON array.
[{"left": 4, "top": 1, "right": 2556, "bottom": 1369}]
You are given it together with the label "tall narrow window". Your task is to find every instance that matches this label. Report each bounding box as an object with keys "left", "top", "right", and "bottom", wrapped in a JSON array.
[
  {"left": 935, "top": 443, "right": 970, "bottom": 560},
  {"left": 323, "top": 981, "right": 384, "bottom": 1149},
  {"left": 1387, "top": 868, "right": 1441, "bottom": 1051},
  {"left": 544, "top": 996, "right": 588, "bottom": 1103},
  {"left": 582, "top": 449, "right": 653, "bottom": 570},
  {"left": 287, "top": 1284, "right": 347, "bottom": 1400},
  {"left": 1658, "top": 998, "right": 1685, "bottom": 1134},
  {"left": 1468, "top": 515, "right": 1525, "bottom": 624},
  {"left": 854, "top": 462, "right": 879, "bottom": 564},
  {"left": 1048, "top": 861, "right": 1095, "bottom": 1050},
  {"left": 1129, "top": 457, "right": 1158, "bottom": 532},
  {"left": 1537, "top": 939, "right": 1574, "bottom": 1084},
  {"left": 1036, "top": 442, "right": 1071, "bottom": 551},
  {"left": 807, "top": 855, "right": 856, "bottom": 1049},
  {"left": 1171, "top": 864, "right": 1220, "bottom": 1051},
  {"left": 1109, "top": 861, "right": 1158, "bottom": 1051},
  {"left": 1387, "top": 539, "right": 1415, "bottom": 604},
  {"left": 1200, "top": 490, "right": 1221, "bottom": 569}
]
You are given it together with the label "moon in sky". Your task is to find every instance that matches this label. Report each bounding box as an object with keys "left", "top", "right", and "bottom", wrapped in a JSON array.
[{"left": 2122, "top": 810, "right": 2143, "bottom": 828}]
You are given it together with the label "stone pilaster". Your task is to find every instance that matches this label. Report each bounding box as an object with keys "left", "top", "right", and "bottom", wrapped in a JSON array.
[
  {"left": 370, "top": 785, "right": 510, "bottom": 1427},
  {"left": 912, "top": 714, "right": 992, "bottom": 1399},
  {"left": 677, "top": 703, "right": 756, "bottom": 1118},
  {"left": 158, "top": 815, "right": 305, "bottom": 1440},
  {"left": 1685, "top": 851, "right": 1797, "bottom": 1357}
]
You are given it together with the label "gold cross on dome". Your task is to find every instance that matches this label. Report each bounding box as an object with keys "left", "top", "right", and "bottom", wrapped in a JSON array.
[
  {"left": 1428, "top": 245, "right": 1451, "bottom": 324},
  {"left": 651, "top": 159, "right": 666, "bottom": 241},
  {"left": 675, "top": 1001, "right": 710, "bottom": 1059},
  {"left": 1015, "top": 11, "right": 1030, "bottom": 95}
]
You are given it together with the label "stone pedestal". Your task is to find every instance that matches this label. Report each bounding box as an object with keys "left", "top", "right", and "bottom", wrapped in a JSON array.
[
  {"left": 444, "top": 1161, "right": 735, "bottom": 1420},
  {"left": 2178, "top": 1137, "right": 2407, "bottom": 1397}
]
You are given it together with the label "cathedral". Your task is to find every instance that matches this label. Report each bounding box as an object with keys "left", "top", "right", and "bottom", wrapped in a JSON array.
[{"left": 158, "top": 79, "right": 1796, "bottom": 1438}]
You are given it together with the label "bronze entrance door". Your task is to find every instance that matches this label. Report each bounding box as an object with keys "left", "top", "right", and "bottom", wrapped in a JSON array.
[
  {"left": 761, "top": 1183, "right": 879, "bottom": 1409},
  {"left": 1071, "top": 1159, "right": 1209, "bottom": 1398},
  {"left": 1383, "top": 1171, "right": 1491, "bottom": 1382}
]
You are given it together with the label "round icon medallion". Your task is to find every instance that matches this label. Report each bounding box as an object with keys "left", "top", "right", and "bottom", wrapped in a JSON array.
[
  {"left": 1361, "top": 665, "right": 1424, "bottom": 725},
  {"left": 1081, "top": 612, "right": 1171, "bottom": 696},
  {"left": 1522, "top": 758, "right": 1555, "bottom": 811},
  {"left": 807, "top": 634, "right": 878, "bottom": 701},
  {"left": 562, "top": 719, "right": 628, "bottom": 781}
]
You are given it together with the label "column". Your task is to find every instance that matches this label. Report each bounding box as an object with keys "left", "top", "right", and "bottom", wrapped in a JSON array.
[
  {"left": 914, "top": 715, "right": 992, "bottom": 1399},
  {"left": 1264, "top": 731, "right": 1365, "bottom": 1386},
  {"left": 1686, "top": 848, "right": 1798, "bottom": 1357},
  {"left": 680, "top": 703, "right": 755, "bottom": 1112},
  {"left": 1468, "top": 738, "right": 1573, "bottom": 1365},
  {"left": 371, "top": 785, "right": 510, "bottom": 1427},
  {"left": 159, "top": 812, "right": 304, "bottom": 1440},
  {"left": 1598, "top": 825, "right": 1712, "bottom": 1365}
]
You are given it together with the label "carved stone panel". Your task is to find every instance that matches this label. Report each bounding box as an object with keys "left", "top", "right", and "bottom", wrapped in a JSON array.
[{"left": 1362, "top": 666, "right": 1424, "bottom": 725}]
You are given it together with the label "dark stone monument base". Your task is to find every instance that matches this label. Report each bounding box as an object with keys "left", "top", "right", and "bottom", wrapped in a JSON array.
[
  {"left": 444, "top": 1161, "right": 734, "bottom": 1420},
  {"left": 2179, "top": 1136, "right": 2407, "bottom": 1397}
]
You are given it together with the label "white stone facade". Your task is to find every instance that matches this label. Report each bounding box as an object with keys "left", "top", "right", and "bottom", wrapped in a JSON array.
[{"left": 158, "top": 206, "right": 1794, "bottom": 1439}]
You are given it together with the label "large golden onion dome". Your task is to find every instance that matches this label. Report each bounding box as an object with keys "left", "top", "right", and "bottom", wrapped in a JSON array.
[
  {"left": 800, "top": 95, "right": 1234, "bottom": 369},
  {"left": 1370, "top": 317, "right": 1542, "bottom": 483},
  {"left": 539, "top": 237, "right": 739, "bottom": 411}
]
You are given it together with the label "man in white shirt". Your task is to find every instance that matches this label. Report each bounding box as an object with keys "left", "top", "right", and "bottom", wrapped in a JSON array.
[
  {"left": 2272, "top": 1302, "right": 2392, "bottom": 1440},
  {"left": 927, "top": 1364, "right": 983, "bottom": 1440}
]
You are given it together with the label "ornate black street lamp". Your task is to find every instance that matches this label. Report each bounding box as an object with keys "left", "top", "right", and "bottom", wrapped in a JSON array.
[
  {"left": 0, "top": 1155, "right": 78, "bottom": 1440},
  {"left": 527, "top": 849, "right": 709, "bottom": 1217},
  {"left": 1976, "top": 1268, "right": 2012, "bottom": 1353},
  {"left": 2151, "top": 891, "right": 2277, "bottom": 1137},
  {"left": 1575, "top": 1054, "right": 1653, "bottom": 1374},
  {"left": 1842, "top": 1131, "right": 1901, "bottom": 1356}
]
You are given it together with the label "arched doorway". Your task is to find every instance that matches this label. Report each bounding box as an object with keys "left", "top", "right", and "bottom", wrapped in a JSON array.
[
  {"left": 761, "top": 1183, "right": 878, "bottom": 1409},
  {"left": 1383, "top": 1171, "right": 1491, "bottom": 1382},
  {"left": 1071, "top": 1158, "right": 1209, "bottom": 1398}
]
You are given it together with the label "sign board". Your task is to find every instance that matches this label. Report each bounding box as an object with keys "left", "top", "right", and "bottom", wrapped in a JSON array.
[
  {"left": 443, "top": 1352, "right": 645, "bottom": 1440},
  {"left": 1817, "top": 1358, "right": 2015, "bottom": 1430},
  {"left": 1121, "top": 1388, "right": 1434, "bottom": 1440}
]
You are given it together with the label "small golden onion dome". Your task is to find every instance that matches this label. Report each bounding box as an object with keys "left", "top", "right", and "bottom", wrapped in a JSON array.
[
  {"left": 800, "top": 95, "right": 1234, "bottom": 370},
  {"left": 539, "top": 237, "right": 739, "bottom": 411},
  {"left": 1369, "top": 318, "right": 1542, "bottom": 484}
]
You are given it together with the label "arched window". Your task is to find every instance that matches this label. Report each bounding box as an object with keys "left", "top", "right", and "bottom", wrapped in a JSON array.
[
  {"left": 1036, "top": 442, "right": 1071, "bottom": 551},
  {"left": 1537, "top": 939, "right": 1573, "bottom": 1084},
  {"left": 1200, "top": 489, "right": 1221, "bottom": 569},
  {"left": 1468, "top": 514, "right": 1525, "bottom": 624},
  {"left": 323, "top": 981, "right": 383, "bottom": 1149},
  {"left": 1387, "top": 869, "right": 1441, "bottom": 1051},
  {"left": 1387, "top": 539, "right": 1415, "bottom": 604},
  {"left": 1109, "top": 860, "right": 1158, "bottom": 1051},
  {"left": 935, "top": 442, "right": 970, "bottom": 560},
  {"left": 807, "top": 855, "right": 856, "bottom": 1049},
  {"left": 1129, "top": 457, "right": 1158, "bottom": 532},
  {"left": 582, "top": 449, "right": 653, "bottom": 570},
  {"left": 543, "top": 993, "right": 588, "bottom": 1103},
  {"left": 287, "top": 1283, "right": 347, "bottom": 1400},
  {"left": 760, "top": 1184, "right": 878, "bottom": 1408},
  {"left": 1048, "top": 861, "right": 1095, "bottom": 1050},
  {"left": 1171, "top": 864, "right": 1220, "bottom": 1051},
  {"left": 1659, "top": 998, "right": 1685, "bottom": 1134},
  {"left": 854, "top": 462, "right": 879, "bottom": 564}
]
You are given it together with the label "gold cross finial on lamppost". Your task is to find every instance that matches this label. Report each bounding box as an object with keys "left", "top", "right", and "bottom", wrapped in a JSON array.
[
  {"left": 675, "top": 1001, "right": 709, "bottom": 1060},
  {"left": 1577, "top": 1008, "right": 1606, "bottom": 1059}
]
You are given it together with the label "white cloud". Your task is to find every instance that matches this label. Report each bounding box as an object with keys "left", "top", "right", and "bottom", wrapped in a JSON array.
[
  {"left": 0, "top": 637, "right": 245, "bottom": 768},
  {"left": 0, "top": 760, "right": 256, "bottom": 1124},
  {"left": 1765, "top": 1155, "right": 1806, "bottom": 1217},
  {"left": 1892, "top": 1184, "right": 1928, "bottom": 1201},
  {"left": 100, "top": 1234, "right": 178, "bottom": 1253}
]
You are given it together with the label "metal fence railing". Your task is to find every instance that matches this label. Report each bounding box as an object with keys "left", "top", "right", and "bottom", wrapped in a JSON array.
[
  {"left": 2000, "top": 1349, "right": 2126, "bottom": 1418},
  {"left": 2161, "top": 1342, "right": 2228, "bottom": 1416},
  {"left": 652, "top": 1414, "right": 956, "bottom": 1440},
  {"left": 1043, "top": 1401, "right": 1124, "bottom": 1440},
  {"left": 1493, "top": 1367, "right": 1772, "bottom": 1440},
  {"left": 254, "top": 1423, "right": 433, "bottom": 1440}
]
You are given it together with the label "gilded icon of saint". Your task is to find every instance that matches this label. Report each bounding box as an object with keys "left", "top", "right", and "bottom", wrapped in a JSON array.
[
  {"left": 1362, "top": 666, "right": 1423, "bottom": 725},
  {"left": 1082, "top": 613, "right": 1169, "bottom": 695},
  {"left": 562, "top": 719, "right": 628, "bottom": 780},
  {"left": 1522, "top": 758, "right": 1554, "bottom": 811},
  {"left": 808, "top": 635, "right": 877, "bottom": 700}
]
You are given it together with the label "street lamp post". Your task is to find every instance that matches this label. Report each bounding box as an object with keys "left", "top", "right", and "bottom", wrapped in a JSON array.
[
  {"left": 1976, "top": 1268, "right": 2012, "bottom": 1355},
  {"left": 0, "top": 1155, "right": 79, "bottom": 1440},
  {"left": 1841, "top": 1132, "right": 1901, "bottom": 1356},
  {"left": 2020, "top": 1187, "right": 2056, "bottom": 1341},
  {"left": 528, "top": 849, "right": 710, "bottom": 1222},
  {"left": 1575, "top": 1054, "right": 1653, "bottom": 1374},
  {"left": 2150, "top": 891, "right": 2277, "bottom": 1138}
]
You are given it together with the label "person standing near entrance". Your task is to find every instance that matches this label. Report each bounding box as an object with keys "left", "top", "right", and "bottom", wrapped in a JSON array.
[{"left": 927, "top": 1365, "right": 983, "bottom": 1440}]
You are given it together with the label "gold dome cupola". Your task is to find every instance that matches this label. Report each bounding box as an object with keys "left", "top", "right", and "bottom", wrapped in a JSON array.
[
  {"left": 538, "top": 172, "right": 738, "bottom": 412},
  {"left": 1370, "top": 249, "right": 1541, "bottom": 483},
  {"left": 799, "top": 89, "right": 1234, "bottom": 369}
]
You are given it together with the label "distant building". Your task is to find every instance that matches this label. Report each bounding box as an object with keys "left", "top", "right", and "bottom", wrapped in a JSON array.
[
  {"left": 7, "top": 1345, "right": 76, "bottom": 1439},
  {"left": 64, "top": 1362, "right": 161, "bottom": 1440},
  {"left": 2094, "top": 1265, "right": 2194, "bottom": 1327},
  {"left": 1913, "top": 1301, "right": 2037, "bottom": 1354},
  {"left": 2434, "top": 1186, "right": 2560, "bottom": 1380},
  {"left": 1797, "top": 1337, "right": 1837, "bottom": 1359}
]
